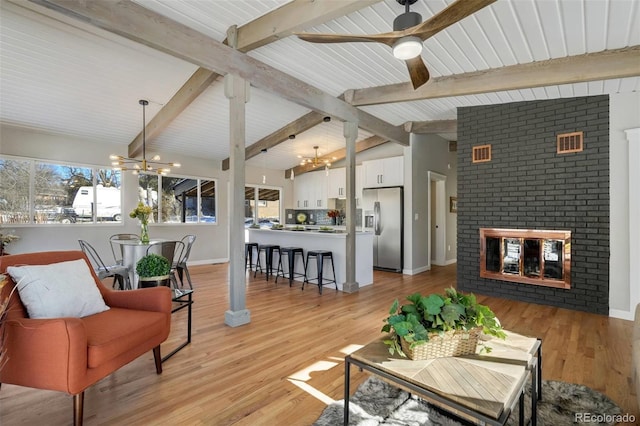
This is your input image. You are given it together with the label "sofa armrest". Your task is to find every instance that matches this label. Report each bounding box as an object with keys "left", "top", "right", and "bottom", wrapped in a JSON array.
[
  {"left": 101, "top": 286, "right": 172, "bottom": 314},
  {"left": 0, "top": 317, "right": 88, "bottom": 394}
]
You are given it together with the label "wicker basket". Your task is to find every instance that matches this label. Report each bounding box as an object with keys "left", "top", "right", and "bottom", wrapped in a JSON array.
[{"left": 400, "top": 328, "right": 482, "bottom": 360}]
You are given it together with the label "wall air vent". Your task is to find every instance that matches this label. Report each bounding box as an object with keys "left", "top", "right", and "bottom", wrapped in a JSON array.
[
  {"left": 557, "top": 131, "right": 583, "bottom": 154},
  {"left": 472, "top": 144, "right": 491, "bottom": 163},
  {"left": 449, "top": 141, "right": 457, "bottom": 152}
]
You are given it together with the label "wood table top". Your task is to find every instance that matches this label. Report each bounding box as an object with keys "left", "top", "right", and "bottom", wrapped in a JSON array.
[{"left": 349, "top": 331, "right": 538, "bottom": 419}]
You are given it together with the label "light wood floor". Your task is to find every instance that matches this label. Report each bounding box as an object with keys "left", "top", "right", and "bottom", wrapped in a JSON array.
[{"left": 0, "top": 263, "right": 636, "bottom": 425}]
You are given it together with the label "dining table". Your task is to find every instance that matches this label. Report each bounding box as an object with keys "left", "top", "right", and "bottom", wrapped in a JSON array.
[{"left": 111, "top": 238, "right": 166, "bottom": 289}]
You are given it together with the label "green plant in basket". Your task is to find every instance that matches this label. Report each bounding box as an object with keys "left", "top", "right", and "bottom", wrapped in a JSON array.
[
  {"left": 136, "top": 253, "right": 171, "bottom": 278},
  {"left": 381, "top": 287, "right": 506, "bottom": 358}
]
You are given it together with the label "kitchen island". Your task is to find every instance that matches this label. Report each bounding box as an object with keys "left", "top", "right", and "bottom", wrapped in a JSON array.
[{"left": 246, "top": 228, "right": 373, "bottom": 290}]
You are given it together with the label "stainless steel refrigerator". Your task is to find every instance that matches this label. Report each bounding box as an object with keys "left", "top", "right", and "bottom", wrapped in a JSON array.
[{"left": 362, "top": 186, "right": 403, "bottom": 272}]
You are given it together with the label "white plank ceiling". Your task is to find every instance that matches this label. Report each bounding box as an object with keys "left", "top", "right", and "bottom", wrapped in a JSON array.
[{"left": 1, "top": 0, "right": 638, "bottom": 172}]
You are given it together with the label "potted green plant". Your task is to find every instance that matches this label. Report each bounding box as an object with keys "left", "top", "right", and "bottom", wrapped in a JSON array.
[
  {"left": 136, "top": 253, "right": 171, "bottom": 288},
  {"left": 381, "top": 287, "right": 506, "bottom": 359}
]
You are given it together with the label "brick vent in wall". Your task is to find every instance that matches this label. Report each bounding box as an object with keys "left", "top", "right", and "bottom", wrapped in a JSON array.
[{"left": 456, "top": 95, "right": 610, "bottom": 315}]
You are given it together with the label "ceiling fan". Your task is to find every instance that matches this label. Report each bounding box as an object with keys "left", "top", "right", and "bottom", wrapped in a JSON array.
[{"left": 296, "top": 0, "right": 496, "bottom": 90}]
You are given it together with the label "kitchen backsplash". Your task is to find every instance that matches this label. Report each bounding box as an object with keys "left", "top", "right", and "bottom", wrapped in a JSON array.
[{"left": 285, "top": 208, "right": 362, "bottom": 226}]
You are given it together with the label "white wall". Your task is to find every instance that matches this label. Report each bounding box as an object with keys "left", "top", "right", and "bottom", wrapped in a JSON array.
[
  {"left": 403, "top": 133, "right": 457, "bottom": 274},
  {"left": 0, "top": 124, "right": 291, "bottom": 265},
  {"left": 609, "top": 92, "right": 640, "bottom": 320}
]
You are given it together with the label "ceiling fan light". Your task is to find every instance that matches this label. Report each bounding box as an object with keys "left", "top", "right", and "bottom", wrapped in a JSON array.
[{"left": 392, "top": 36, "right": 422, "bottom": 60}]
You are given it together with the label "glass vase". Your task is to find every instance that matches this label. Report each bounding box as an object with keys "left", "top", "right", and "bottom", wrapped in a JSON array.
[{"left": 140, "top": 222, "right": 150, "bottom": 243}]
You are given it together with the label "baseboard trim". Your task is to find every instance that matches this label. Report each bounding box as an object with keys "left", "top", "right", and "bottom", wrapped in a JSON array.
[
  {"left": 609, "top": 308, "right": 634, "bottom": 321},
  {"left": 403, "top": 265, "right": 431, "bottom": 275},
  {"left": 188, "top": 258, "right": 228, "bottom": 266},
  {"left": 444, "top": 259, "right": 457, "bottom": 265}
]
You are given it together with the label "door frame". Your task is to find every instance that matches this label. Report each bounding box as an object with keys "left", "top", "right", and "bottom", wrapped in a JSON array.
[{"left": 427, "top": 171, "right": 447, "bottom": 267}]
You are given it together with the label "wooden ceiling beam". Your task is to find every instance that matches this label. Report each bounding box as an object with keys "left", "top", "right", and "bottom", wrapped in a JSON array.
[
  {"left": 345, "top": 46, "right": 640, "bottom": 106},
  {"left": 128, "top": 68, "right": 218, "bottom": 156},
  {"left": 285, "top": 135, "right": 388, "bottom": 178},
  {"left": 222, "top": 111, "right": 325, "bottom": 170},
  {"left": 404, "top": 120, "right": 457, "bottom": 134},
  {"left": 128, "top": 0, "right": 383, "bottom": 157},
  {"left": 235, "top": 0, "right": 381, "bottom": 52}
]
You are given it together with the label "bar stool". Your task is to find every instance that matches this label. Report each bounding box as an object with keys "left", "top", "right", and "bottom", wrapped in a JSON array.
[
  {"left": 255, "top": 244, "right": 280, "bottom": 281},
  {"left": 245, "top": 242, "right": 260, "bottom": 273},
  {"left": 303, "top": 250, "right": 337, "bottom": 294},
  {"left": 275, "top": 247, "right": 306, "bottom": 287}
]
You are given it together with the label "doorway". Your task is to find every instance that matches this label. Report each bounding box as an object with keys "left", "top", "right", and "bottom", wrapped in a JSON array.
[{"left": 427, "top": 171, "right": 447, "bottom": 267}]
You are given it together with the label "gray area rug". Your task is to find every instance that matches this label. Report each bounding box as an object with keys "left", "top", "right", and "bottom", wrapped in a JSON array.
[{"left": 314, "top": 376, "right": 622, "bottom": 426}]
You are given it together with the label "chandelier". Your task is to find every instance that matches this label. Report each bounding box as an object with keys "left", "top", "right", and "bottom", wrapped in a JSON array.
[
  {"left": 298, "top": 146, "right": 333, "bottom": 168},
  {"left": 110, "top": 99, "right": 180, "bottom": 175}
]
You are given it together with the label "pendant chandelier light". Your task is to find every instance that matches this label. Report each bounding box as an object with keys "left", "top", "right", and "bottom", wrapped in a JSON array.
[
  {"left": 297, "top": 116, "right": 335, "bottom": 173},
  {"left": 298, "top": 145, "right": 332, "bottom": 169},
  {"left": 110, "top": 99, "right": 180, "bottom": 175}
]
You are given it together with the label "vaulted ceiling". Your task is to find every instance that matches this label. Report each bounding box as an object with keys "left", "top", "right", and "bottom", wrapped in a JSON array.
[{"left": 1, "top": 0, "right": 638, "bottom": 174}]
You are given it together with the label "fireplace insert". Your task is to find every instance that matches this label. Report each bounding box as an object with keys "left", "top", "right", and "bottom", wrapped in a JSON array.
[{"left": 480, "top": 228, "right": 571, "bottom": 289}]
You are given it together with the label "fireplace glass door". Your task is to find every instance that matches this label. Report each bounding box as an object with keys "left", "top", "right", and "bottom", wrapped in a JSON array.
[{"left": 480, "top": 229, "right": 571, "bottom": 289}]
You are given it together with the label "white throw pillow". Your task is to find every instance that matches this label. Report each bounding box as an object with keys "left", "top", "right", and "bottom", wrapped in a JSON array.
[{"left": 7, "top": 259, "right": 110, "bottom": 319}]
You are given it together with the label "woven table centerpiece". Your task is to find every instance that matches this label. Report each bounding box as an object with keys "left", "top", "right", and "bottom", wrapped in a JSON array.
[
  {"left": 399, "top": 328, "right": 482, "bottom": 360},
  {"left": 382, "top": 288, "right": 505, "bottom": 360}
]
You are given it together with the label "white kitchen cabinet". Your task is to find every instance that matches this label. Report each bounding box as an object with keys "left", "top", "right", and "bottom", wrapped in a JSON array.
[
  {"left": 327, "top": 166, "right": 363, "bottom": 204},
  {"left": 362, "top": 156, "right": 404, "bottom": 188},
  {"left": 293, "top": 172, "right": 309, "bottom": 208},
  {"left": 294, "top": 170, "right": 327, "bottom": 209},
  {"left": 311, "top": 170, "right": 327, "bottom": 208},
  {"left": 327, "top": 167, "right": 346, "bottom": 199}
]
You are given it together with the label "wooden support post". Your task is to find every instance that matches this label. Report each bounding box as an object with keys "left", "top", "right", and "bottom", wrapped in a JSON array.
[
  {"left": 343, "top": 121, "right": 359, "bottom": 293},
  {"left": 224, "top": 25, "right": 250, "bottom": 327}
]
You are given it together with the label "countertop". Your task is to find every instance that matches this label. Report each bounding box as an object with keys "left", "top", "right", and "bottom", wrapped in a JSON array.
[{"left": 247, "top": 227, "right": 368, "bottom": 236}]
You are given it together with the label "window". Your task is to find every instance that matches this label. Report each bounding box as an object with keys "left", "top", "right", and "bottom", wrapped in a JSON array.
[
  {"left": 0, "top": 156, "right": 121, "bottom": 225},
  {"left": 244, "top": 185, "right": 281, "bottom": 228},
  {"left": 138, "top": 173, "right": 216, "bottom": 224},
  {"left": 0, "top": 158, "right": 30, "bottom": 223}
]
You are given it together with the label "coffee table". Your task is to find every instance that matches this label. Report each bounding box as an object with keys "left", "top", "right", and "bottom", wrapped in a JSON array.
[{"left": 344, "top": 331, "right": 540, "bottom": 425}]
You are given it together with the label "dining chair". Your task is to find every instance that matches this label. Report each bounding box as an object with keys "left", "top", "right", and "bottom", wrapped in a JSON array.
[
  {"left": 78, "top": 240, "right": 131, "bottom": 290},
  {"left": 145, "top": 240, "right": 185, "bottom": 289},
  {"left": 109, "top": 233, "right": 140, "bottom": 265},
  {"left": 174, "top": 235, "right": 196, "bottom": 289}
]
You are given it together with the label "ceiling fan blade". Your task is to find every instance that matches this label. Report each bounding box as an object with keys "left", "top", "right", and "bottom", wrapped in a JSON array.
[
  {"left": 405, "top": 56, "right": 430, "bottom": 90},
  {"left": 296, "top": 31, "right": 401, "bottom": 47},
  {"left": 409, "top": 0, "right": 496, "bottom": 41}
]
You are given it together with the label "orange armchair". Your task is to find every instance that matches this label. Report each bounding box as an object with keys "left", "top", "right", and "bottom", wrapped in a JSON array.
[{"left": 0, "top": 251, "right": 172, "bottom": 425}]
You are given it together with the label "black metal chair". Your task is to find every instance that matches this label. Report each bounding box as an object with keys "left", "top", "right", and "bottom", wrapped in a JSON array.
[
  {"left": 255, "top": 244, "right": 280, "bottom": 281},
  {"left": 245, "top": 242, "right": 260, "bottom": 273},
  {"left": 78, "top": 239, "right": 131, "bottom": 290},
  {"left": 174, "top": 235, "right": 196, "bottom": 289},
  {"left": 109, "top": 233, "right": 140, "bottom": 265},
  {"left": 303, "top": 250, "right": 337, "bottom": 294},
  {"left": 275, "top": 247, "right": 306, "bottom": 286}
]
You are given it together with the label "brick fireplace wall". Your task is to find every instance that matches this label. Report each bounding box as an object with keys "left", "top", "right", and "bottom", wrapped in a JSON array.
[{"left": 457, "top": 95, "right": 610, "bottom": 314}]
